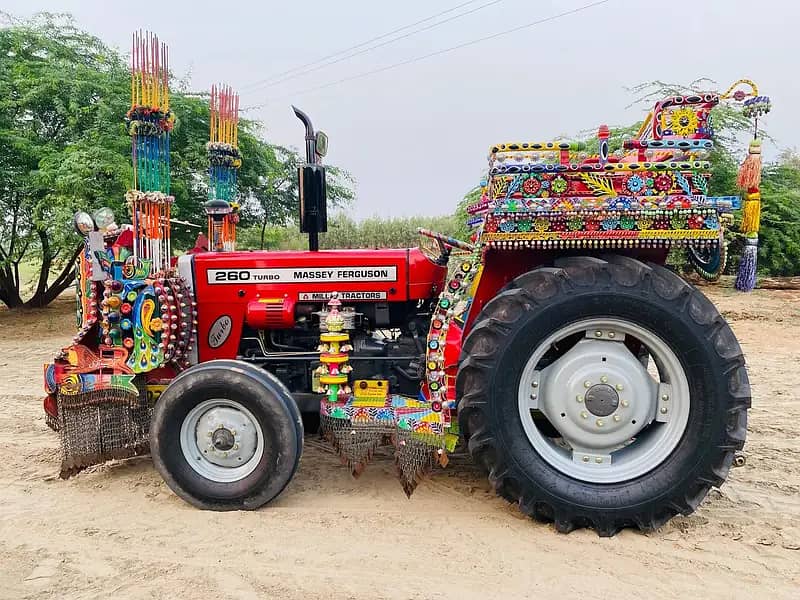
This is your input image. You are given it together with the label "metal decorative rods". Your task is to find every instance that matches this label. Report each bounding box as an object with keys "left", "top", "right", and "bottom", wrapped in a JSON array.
[
  {"left": 206, "top": 84, "right": 241, "bottom": 251},
  {"left": 127, "top": 31, "right": 174, "bottom": 273}
]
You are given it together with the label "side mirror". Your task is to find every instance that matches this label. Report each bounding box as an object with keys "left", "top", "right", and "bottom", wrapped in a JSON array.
[{"left": 315, "top": 131, "right": 328, "bottom": 159}]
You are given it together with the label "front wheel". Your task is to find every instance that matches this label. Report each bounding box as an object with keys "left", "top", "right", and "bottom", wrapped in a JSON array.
[
  {"left": 456, "top": 256, "right": 750, "bottom": 535},
  {"left": 151, "top": 360, "right": 303, "bottom": 510}
]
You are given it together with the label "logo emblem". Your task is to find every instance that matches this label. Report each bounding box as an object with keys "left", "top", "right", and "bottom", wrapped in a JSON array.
[{"left": 208, "top": 315, "right": 233, "bottom": 348}]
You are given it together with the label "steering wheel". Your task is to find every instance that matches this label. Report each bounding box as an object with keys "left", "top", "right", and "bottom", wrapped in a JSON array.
[{"left": 417, "top": 228, "right": 474, "bottom": 266}]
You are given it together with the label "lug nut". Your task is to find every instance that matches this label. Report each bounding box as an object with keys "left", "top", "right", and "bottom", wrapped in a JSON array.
[
  {"left": 616, "top": 384, "right": 624, "bottom": 391},
  {"left": 661, "top": 394, "right": 669, "bottom": 401},
  {"left": 595, "top": 457, "right": 603, "bottom": 464},
  {"left": 621, "top": 400, "right": 629, "bottom": 407},
  {"left": 613, "top": 415, "right": 621, "bottom": 422},
  {"left": 584, "top": 381, "right": 592, "bottom": 388},
  {"left": 600, "top": 375, "right": 608, "bottom": 383},
  {"left": 596, "top": 419, "right": 604, "bottom": 427},
  {"left": 576, "top": 395, "right": 584, "bottom": 403},
  {"left": 608, "top": 332, "right": 616, "bottom": 339},
  {"left": 580, "top": 411, "right": 588, "bottom": 419},
  {"left": 595, "top": 331, "right": 603, "bottom": 338},
  {"left": 532, "top": 381, "right": 539, "bottom": 388},
  {"left": 530, "top": 393, "right": 537, "bottom": 400},
  {"left": 660, "top": 407, "right": 668, "bottom": 414},
  {"left": 582, "top": 456, "right": 590, "bottom": 462}
]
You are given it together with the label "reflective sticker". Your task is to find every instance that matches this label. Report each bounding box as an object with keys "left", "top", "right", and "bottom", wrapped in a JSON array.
[
  {"left": 299, "top": 291, "right": 388, "bottom": 301},
  {"left": 208, "top": 267, "right": 397, "bottom": 284}
]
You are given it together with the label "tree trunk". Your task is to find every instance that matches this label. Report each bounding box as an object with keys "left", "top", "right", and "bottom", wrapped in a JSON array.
[
  {"left": 757, "top": 276, "right": 800, "bottom": 290},
  {"left": 29, "top": 227, "right": 53, "bottom": 302},
  {"left": 260, "top": 217, "right": 268, "bottom": 250},
  {"left": 0, "top": 266, "right": 24, "bottom": 309},
  {"left": 23, "top": 244, "right": 82, "bottom": 308}
]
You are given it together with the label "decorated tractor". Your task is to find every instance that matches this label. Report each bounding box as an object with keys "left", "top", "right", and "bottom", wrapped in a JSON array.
[{"left": 42, "top": 32, "right": 771, "bottom": 536}]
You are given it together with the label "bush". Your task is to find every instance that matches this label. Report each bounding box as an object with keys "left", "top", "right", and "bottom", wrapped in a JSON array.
[{"left": 236, "top": 213, "right": 462, "bottom": 251}]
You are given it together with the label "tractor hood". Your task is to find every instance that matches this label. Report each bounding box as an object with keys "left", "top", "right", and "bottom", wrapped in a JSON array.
[{"left": 190, "top": 247, "right": 446, "bottom": 303}]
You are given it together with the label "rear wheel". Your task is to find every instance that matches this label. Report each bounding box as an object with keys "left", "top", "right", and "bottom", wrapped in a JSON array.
[
  {"left": 151, "top": 360, "right": 303, "bottom": 510},
  {"left": 456, "top": 256, "right": 750, "bottom": 535}
]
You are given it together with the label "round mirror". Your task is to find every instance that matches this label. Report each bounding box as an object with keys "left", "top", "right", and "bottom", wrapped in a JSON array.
[
  {"left": 92, "top": 207, "right": 116, "bottom": 233},
  {"left": 73, "top": 211, "right": 95, "bottom": 235}
]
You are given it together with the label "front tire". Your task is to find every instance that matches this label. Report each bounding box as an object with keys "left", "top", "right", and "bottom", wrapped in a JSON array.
[
  {"left": 456, "top": 256, "right": 750, "bottom": 535},
  {"left": 151, "top": 360, "right": 303, "bottom": 510}
]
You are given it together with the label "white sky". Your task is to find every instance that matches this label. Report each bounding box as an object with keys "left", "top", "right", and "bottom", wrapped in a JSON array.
[{"left": 4, "top": 0, "right": 796, "bottom": 218}]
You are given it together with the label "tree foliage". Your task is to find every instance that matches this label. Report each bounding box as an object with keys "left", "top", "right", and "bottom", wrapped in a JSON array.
[
  {"left": 0, "top": 13, "right": 131, "bottom": 308},
  {"left": 0, "top": 13, "right": 354, "bottom": 308},
  {"left": 238, "top": 213, "right": 460, "bottom": 251}
]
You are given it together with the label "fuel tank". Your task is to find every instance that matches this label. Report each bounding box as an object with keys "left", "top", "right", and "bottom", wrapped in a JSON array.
[{"left": 187, "top": 248, "right": 447, "bottom": 361}]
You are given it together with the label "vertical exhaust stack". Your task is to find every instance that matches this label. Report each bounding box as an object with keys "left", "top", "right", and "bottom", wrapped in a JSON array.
[{"left": 293, "top": 106, "right": 328, "bottom": 252}]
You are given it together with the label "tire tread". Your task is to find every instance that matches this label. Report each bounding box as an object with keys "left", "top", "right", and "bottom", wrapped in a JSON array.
[{"left": 456, "top": 256, "right": 750, "bottom": 535}]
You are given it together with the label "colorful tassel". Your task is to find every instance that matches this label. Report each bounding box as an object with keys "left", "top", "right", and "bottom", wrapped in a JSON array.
[
  {"left": 735, "top": 139, "right": 763, "bottom": 292},
  {"left": 740, "top": 190, "right": 761, "bottom": 234},
  {"left": 737, "top": 139, "right": 762, "bottom": 190},
  {"left": 735, "top": 238, "right": 758, "bottom": 292}
]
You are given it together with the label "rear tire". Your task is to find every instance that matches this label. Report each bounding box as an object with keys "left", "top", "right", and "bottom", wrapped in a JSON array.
[
  {"left": 456, "top": 256, "right": 750, "bottom": 536},
  {"left": 151, "top": 360, "right": 303, "bottom": 510}
]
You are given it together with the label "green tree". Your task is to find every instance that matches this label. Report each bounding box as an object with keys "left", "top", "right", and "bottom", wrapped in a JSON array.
[
  {"left": 758, "top": 151, "right": 800, "bottom": 276},
  {"left": 0, "top": 12, "right": 131, "bottom": 308},
  {"left": 0, "top": 13, "right": 356, "bottom": 308}
]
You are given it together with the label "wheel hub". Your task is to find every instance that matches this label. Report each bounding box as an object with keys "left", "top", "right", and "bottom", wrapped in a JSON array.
[
  {"left": 518, "top": 318, "right": 690, "bottom": 483},
  {"left": 211, "top": 427, "right": 235, "bottom": 451},
  {"left": 535, "top": 338, "right": 657, "bottom": 452},
  {"left": 179, "top": 400, "right": 263, "bottom": 482},
  {"left": 584, "top": 384, "right": 619, "bottom": 417}
]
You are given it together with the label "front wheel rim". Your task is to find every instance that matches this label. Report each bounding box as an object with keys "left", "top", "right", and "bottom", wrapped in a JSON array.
[
  {"left": 517, "top": 317, "right": 690, "bottom": 484},
  {"left": 179, "top": 399, "right": 264, "bottom": 483}
]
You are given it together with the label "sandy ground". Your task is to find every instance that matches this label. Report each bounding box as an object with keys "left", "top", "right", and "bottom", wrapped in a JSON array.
[{"left": 0, "top": 286, "right": 798, "bottom": 599}]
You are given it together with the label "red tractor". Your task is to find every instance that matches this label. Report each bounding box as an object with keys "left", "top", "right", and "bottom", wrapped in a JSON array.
[{"left": 46, "top": 89, "right": 758, "bottom": 535}]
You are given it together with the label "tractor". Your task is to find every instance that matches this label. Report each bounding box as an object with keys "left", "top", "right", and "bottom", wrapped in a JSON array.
[{"left": 44, "top": 76, "right": 766, "bottom": 535}]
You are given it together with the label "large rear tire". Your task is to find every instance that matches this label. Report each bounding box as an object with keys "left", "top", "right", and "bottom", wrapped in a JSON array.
[
  {"left": 151, "top": 360, "right": 303, "bottom": 510},
  {"left": 456, "top": 256, "right": 750, "bottom": 536}
]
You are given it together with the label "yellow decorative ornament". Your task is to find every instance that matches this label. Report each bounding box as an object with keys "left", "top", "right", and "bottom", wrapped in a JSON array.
[{"left": 665, "top": 107, "right": 699, "bottom": 137}]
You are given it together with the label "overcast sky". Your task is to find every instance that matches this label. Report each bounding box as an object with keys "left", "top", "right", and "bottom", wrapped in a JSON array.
[{"left": 4, "top": 0, "right": 797, "bottom": 218}]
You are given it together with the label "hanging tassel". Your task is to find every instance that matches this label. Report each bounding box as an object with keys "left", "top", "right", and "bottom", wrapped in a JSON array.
[
  {"left": 736, "top": 190, "right": 761, "bottom": 292},
  {"left": 735, "top": 238, "right": 758, "bottom": 292},
  {"left": 740, "top": 189, "right": 761, "bottom": 234},
  {"left": 735, "top": 139, "right": 763, "bottom": 293},
  {"left": 737, "top": 139, "right": 762, "bottom": 189}
]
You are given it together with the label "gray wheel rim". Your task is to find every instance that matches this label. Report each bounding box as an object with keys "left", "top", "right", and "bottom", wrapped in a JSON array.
[
  {"left": 517, "top": 318, "right": 690, "bottom": 484},
  {"left": 179, "top": 399, "right": 264, "bottom": 483}
]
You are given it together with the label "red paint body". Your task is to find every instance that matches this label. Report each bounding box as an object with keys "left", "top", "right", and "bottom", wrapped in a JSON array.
[
  {"left": 191, "top": 248, "right": 447, "bottom": 361},
  {"left": 190, "top": 245, "right": 668, "bottom": 404}
]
